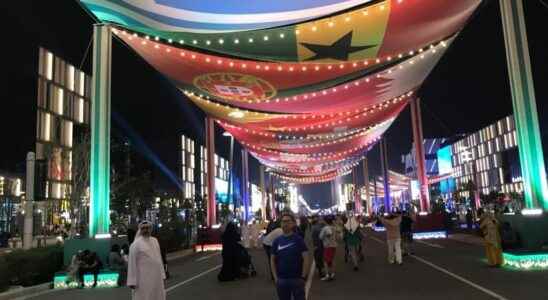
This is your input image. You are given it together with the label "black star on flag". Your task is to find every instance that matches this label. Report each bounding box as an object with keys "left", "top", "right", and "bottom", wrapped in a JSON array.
[{"left": 300, "top": 31, "right": 376, "bottom": 61}]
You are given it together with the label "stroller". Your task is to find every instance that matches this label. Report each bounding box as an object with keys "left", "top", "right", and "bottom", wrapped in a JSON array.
[{"left": 237, "top": 244, "right": 257, "bottom": 278}]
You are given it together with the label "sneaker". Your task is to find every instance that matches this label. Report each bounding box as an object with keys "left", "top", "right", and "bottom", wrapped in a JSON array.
[
  {"left": 329, "top": 273, "right": 335, "bottom": 280},
  {"left": 321, "top": 275, "right": 331, "bottom": 281}
]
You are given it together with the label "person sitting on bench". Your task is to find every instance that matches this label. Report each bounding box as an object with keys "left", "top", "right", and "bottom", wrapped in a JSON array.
[
  {"left": 109, "top": 244, "right": 127, "bottom": 286},
  {"left": 78, "top": 250, "right": 103, "bottom": 288}
]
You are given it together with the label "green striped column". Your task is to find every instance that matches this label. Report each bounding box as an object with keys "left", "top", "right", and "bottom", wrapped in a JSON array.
[
  {"left": 89, "top": 24, "right": 112, "bottom": 238},
  {"left": 500, "top": 0, "right": 548, "bottom": 209}
]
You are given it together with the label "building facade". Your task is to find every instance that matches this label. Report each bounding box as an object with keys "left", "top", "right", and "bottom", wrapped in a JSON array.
[
  {"left": 180, "top": 135, "right": 231, "bottom": 223},
  {"left": 0, "top": 173, "right": 23, "bottom": 233},
  {"left": 403, "top": 138, "right": 449, "bottom": 178},
  {"left": 180, "top": 135, "right": 196, "bottom": 201},
  {"left": 451, "top": 115, "right": 522, "bottom": 196},
  {"left": 35, "top": 47, "right": 92, "bottom": 226}
]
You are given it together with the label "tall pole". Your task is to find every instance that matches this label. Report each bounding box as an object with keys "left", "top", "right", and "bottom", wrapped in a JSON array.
[
  {"left": 371, "top": 176, "right": 379, "bottom": 212},
  {"left": 410, "top": 98, "right": 430, "bottom": 212},
  {"left": 89, "top": 24, "right": 112, "bottom": 238},
  {"left": 363, "top": 158, "right": 371, "bottom": 215},
  {"left": 500, "top": 0, "right": 548, "bottom": 210},
  {"left": 352, "top": 167, "right": 361, "bottom": 214},
  {"left": 260, "top": 165, "right": 266, "bottom": 220},
  {"left": 380, "top": 138, "right": 391, "bottom": 212},
  {"left": 269, "top": 174, "right": 276, "bottom": 220},
  {"left": 205, "top": 117, "right": 216, "bottom": 226},
  {"left": 23, "top": 152, "right": 35, "bottom": 249},
  {"left": 241, "top": 149, "right": 250, "bottom": 223},
  {"left": 227, "top": 136, "right": 234, "bottom": 211}
]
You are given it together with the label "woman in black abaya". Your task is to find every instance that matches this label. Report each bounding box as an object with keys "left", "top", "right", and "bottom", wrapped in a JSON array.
[{"left": 218, "top": 222, "right": 242, "bottom": 281}]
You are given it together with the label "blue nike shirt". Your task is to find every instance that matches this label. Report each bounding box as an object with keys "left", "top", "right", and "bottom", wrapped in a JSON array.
[{"left": 271, "top": 233, "right": 308, "bottom": 279}]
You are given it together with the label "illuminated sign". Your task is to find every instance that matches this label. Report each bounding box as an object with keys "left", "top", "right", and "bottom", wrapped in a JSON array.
[
  {"left": 215, "top": 178, "right": 229, "bottom": 203},
  {"left": 437, "top": 146, "right": 453, "bottom": 175},
  {"left": 410, "top": 180, "right": 420, "bottom": 200}
]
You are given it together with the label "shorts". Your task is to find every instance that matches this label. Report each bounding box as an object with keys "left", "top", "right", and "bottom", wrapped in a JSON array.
[{"left": 323, "top": 247, "right": 336, "bottom": 266}]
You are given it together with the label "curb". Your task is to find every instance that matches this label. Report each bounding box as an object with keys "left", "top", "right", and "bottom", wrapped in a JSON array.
[
  {"left": 0, "top": 282, "right": 51, "bottom": 300},
  {"left": 0, "top": 248, "right": 195, "bottom": 300}
]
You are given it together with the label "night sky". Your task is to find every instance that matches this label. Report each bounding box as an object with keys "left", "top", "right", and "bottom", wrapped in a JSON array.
[{"left": 2, "top": 1, "right": 547, "bottom": 207}]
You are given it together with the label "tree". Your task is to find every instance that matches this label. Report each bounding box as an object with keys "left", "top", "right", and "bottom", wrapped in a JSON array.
[
  {"left": 508, "top": 191, "right": 524, "bottom": 212},
  {"left": 219, "top": 203, "right": 231, "bottom": 223},
  {"left": 194, "top": 194, "right": 206, "bottom": 226},
  {"left": 483, "top": 191, "right": 503, "bottom": 208},
  {"left": 110, "top": 171, "right": 154, "bottom": 227},
  {"left": 69, "top": 132, "right": 91, "bottom": 235}
]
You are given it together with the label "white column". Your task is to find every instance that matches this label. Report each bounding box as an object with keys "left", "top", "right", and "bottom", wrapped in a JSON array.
[{"left": 23, "top": 152, "right": 35, "bottom": 250}]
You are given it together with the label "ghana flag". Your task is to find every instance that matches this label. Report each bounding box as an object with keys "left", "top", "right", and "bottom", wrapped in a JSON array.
[{"left": 82, "top": 0, "right": 481, "bottom": 62}]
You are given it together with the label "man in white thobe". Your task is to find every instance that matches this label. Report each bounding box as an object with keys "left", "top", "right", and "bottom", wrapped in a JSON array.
[{"left": 127, "top": 221, "right": 166, "bottom": 300}]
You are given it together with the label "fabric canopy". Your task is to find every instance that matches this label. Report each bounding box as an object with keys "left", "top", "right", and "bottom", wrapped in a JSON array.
[
  {"left": 82, "top": 0, "right": 480, "bottom": 62},
  {"left": 80, "top": 0, "right": 483, "bottom": 183},
  {"left": 80, "top": 0, "right": 374, "bottom": 32}
]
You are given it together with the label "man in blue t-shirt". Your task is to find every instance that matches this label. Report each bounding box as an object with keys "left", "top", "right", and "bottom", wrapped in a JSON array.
[{"left": 271, "top": 213, "right": 310, "bottom": 300}]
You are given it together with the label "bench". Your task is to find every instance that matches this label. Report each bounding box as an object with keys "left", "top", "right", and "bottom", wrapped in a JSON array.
[{"left": 53, "top": 269, "right": 120, "bottom": 289}]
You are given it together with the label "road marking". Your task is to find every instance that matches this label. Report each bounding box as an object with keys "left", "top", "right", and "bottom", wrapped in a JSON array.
[
  {"left": 416, "top": 240, "right": 444, "bottom": 248},
  {"left": 195, "top": 252, "right": 220, "bottom": 262},
  {"left": 15, "top": 288, "right": 58, "bottom": 300},
  {"left": 305, "top": 260, "right": 315, "bottom": 300},
  {"left": 368, "top": 236, "right": 509, "bottom": 300},
  {"left": 410, "top": 255, "right": 509, "bottom": 300},
  {"left": 370, "top": 236, "right": 385, "bottom": 245},
  {"left": 165, "top": 264, "right": 222, "bottom": 293}
]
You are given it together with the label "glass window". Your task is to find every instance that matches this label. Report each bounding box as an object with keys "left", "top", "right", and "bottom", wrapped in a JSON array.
[
  {"left": 77, "top": 97, "right": 84, "bottom": 123},
  {"left": 57, "top": 88, "right": 64, "bottom": 115},
  {"left": 42, "top": 112, "right": 51, "bottom": 141},
  {"left": 79, "top": 71, "right": 85, "bottom": 96},
  {"left": 67, "top": 65, "right": 75, "bottom": 91},
  {"left": 63, "top": 120, "right": 73, "bottom": 147},
  {"left": 46, "top": 51, "right": 53, "bottom": 80}
]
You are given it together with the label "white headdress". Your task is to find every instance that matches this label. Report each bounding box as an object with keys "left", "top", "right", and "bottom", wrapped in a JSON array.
[{"left": 135, "top": 220, "right": 152, "bottom": 240}]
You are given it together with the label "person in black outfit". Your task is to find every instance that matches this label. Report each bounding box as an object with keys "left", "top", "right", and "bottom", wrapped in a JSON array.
[
  {"left": 466, "top": 209, "right": 473, "bottom": 230},
  {"left": 298, "top": 216, "right": 308, "bottom": 239},
  {"left": 157, "top": 238, "right": 170, "bottom": 279},
  {"left": 126, "top": 227, "right": 136, "bottom": 245},
  {"left": 78, "top": 250, "right": 103, "bottom": 288},
  {"left": 400, "top": 212, "right": 414, "bottom": 256},
  {"left": 310, "top": 216, "right": 325, "bottom": 278},
  {"left": 218, "top": 222, "right": 243, "bottom": 281}
]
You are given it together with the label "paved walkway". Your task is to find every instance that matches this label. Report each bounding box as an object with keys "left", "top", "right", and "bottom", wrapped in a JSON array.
[{"left": 25, "top": 230, "right": 548, "bottom": 300}]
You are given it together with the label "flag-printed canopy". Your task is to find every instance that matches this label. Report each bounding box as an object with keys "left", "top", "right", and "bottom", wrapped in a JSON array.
[
  {"left": 80, "top": 0, "right": 483, "bottom": 183},
  {"left": 80, "top": 0, "right": 374, "bottom": 32},
  {"left": 83, "top": 0, "right": 479, "bottom": 62}
]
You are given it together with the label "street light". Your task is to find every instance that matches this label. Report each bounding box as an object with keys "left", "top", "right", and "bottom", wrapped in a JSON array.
[{"left": 223, "top": 131, "right": 235, "bottom": 216}]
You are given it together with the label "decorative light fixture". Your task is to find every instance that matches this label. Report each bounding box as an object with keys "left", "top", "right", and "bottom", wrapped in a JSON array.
[
  {"left": 503, "top": 252, "right": 548, "bottom": 270},
  {"left": 412, "top": 231, "right": 447, "bottom": 240},
  {"left": 228, "top": 111, "right": 245, "bottom": 119}
]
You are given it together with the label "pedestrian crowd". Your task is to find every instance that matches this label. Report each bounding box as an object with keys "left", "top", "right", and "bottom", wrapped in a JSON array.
[{"left": 57, "top": 206, "right": 510, "bottom": 300}]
